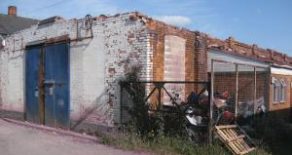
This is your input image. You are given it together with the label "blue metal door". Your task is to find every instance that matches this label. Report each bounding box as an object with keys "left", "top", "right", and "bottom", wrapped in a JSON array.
[
  {"left": 44, "top": 43, "right": 69, "bottom": 128},
  {"left": 25, "top": 46, "right": 41, "bottom": 123}
]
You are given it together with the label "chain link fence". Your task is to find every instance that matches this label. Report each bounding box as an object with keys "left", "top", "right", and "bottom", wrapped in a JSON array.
[{"left": 211, "top": 60, "right": 269, "bottom": 125}]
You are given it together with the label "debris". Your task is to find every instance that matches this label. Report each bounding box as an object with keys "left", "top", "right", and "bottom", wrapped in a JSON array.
[{"left": 215, "top": 124, "right": 256, "bottom": 155}]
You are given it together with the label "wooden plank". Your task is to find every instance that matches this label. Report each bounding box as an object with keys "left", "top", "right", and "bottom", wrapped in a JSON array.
[
  {"left": 216, "top": 130, "right": 240, "bottom": 154},
  {"left": 227, "top": 128, "right": 235, "bottom": 136},
  {"left": 228, "top": 135, "right": 245, "bottom": 142},
  {"left": 228, "top": 129, "right": 238, "bottom": 138},
  {"left": 217, "top": 129, "right": 229, "bottom": 140},
  {"left": 215, "top": 125, "right": 256, "bottom": 155},
  {"left": 229, "top": 128, "right": 239, "bottom": 137},
  {"left": 232, "top": 140, "right": 244, "bottom": 153},
  {"left": 235, "top": 135, "right": 250, "bottom": 152},
  {"left": 228, "top": 141, "right": 242, "bottom": 154},
  {"left": 221, "top": 129, "right": 229, "bottom": 139},
  {"left": 218, "top": 133, "right": 240, "bottom": 155},
  {"left": 224, "top": 129, "right": 234, "bottom": 140},
  {"left": 216, "top": 128, "right": 240, "bottom": 154},
  {"left": 239, "top": 139, "right": 251, "bottom": 151},
  {"left": 221, "top": 129, "right": 231, "bottom": 140},
  {"left": 216, "top": 125, "right": 237, "bottom": 129}
]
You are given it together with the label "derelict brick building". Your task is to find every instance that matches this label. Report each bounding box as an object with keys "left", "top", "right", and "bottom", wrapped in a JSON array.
[{"left": 0, "top": 11, "right": 291, "bottom": 131}]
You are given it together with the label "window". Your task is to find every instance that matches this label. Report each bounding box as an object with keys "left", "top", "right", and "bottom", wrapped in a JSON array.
[
  {"left": 272, "top": 78, "right": 286, "bottom": 103},
  {"left": 280, "top": 79, "right": 287, "bottom": 102},
  {"left": 273, "top": 80, "right": 280, "bottom": 102}
]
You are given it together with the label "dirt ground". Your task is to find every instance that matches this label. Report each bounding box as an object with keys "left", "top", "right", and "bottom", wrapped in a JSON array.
[{"left": 0, "top": 119, "right": 148, "bottom": 155}]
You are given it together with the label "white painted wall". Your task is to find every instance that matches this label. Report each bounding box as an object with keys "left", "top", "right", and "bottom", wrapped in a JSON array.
[{"left": 0, "top": 13, "right": 150, "bottom": 127}]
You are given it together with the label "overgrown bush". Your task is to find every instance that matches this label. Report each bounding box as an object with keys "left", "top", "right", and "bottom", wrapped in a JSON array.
[
  {"left": 121, "top": 66, "right": 187, "bottom": 140},
  {"left": 122, "top": 66, "right": 162, "bottom": 139}
]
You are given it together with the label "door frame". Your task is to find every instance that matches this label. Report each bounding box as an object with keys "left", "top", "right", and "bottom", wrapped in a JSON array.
[{"left": 25, "top": 38, "right": 70, "bottom": 128}]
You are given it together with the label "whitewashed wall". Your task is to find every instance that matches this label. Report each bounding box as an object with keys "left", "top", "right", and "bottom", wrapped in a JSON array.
[{"left": 0, "top": 13, "right": 152, "bottom": 127}]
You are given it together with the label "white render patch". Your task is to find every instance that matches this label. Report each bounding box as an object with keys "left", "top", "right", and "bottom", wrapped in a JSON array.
[
  {"left": 271, "top": 67, "right": 292, "bottom": 76},
  {"left": 163, "top": 35, "right": 186, "bottom": 103},
  {"left": 164, "top": 35, "right": 186, "bottom": 81}
]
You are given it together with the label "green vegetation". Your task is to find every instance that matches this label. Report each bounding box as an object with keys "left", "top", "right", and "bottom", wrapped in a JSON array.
[
  {"left": 98, "top": 131, "right": 270, "bottom": 155},
  {"left": 95, "top": 67, "right": 283, "bottom": 155},
  {"left": 100, "top": 131, "right": 223, "bottom": 155}
]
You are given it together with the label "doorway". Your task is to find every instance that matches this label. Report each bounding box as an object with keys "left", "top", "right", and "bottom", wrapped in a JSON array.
[{"left": 25, "top": 43, "right": 69, "bottom": 128}]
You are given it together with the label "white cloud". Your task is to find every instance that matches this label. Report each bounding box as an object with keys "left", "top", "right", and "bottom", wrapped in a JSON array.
[{"left": 154, "top": 15, "right": 192, "bottom": 27}]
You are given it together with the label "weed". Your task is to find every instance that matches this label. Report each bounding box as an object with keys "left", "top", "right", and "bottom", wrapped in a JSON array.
[{"left": 116, "top": 67, "right": 271, "bottom": 155}]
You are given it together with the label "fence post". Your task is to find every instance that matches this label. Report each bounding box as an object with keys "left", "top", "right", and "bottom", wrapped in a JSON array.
[
  {"left": 235, "top": 64, "right": 239, "bottom": 118},
  {"left": 120, "top": 82, "right": 123, "bottom": 124},
  {"left": 254, "top": 67, "right": 257, "bottom": 114},
  {"left": 209, "top": 60, "right": 215, "bottom": 144}
]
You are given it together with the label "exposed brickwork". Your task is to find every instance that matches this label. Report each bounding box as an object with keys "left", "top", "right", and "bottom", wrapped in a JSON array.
[
  {"left": 144, "top": 19, "right": 210, "bottom": 98},
  {"left": 1, "top": 11, "right": 292, "bottom": 128},
  {"left": 194, "top": 31, "right": 208, "bottom": 82},
  {"left": 206, "top": 36, "right": 292, "bottom": 66},
  {"left": 145, "top": 19, "right": 197, "bottom": 82}
]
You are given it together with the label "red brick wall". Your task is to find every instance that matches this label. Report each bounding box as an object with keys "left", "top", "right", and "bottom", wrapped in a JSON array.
[
  {"left": 146, "top": 21, "right": 208, "bottom": 97},
  {"left": 206, "top": 37, "right": 292, "bottom": 66},
  {"left": 140, "top": 20, "right": 209, "bottom": 108},
  {"left": 146, "top": 21, "right": 197, "bottom": 82},
  {"left": 269, "top": 74, "right": 292, "bottom": 119},
  {"left": 137, "top": 13, "right": 292, "bottom": 118}
]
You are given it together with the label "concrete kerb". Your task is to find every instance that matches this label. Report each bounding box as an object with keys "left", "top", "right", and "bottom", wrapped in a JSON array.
[{"left": 1, "top": 118, "right": 100, "bottom": 143}]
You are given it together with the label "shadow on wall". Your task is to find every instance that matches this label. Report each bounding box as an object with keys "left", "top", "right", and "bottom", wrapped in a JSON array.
[
  {"left": 239, "top": 107, "right": 292, "bottom": 155},
  {"left": 70, "top": 90, "right": 108, "bottom": 130}
]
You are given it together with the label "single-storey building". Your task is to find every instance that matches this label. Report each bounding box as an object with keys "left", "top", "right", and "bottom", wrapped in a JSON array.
[{"left": 0, "top": 10, "right": 291, "bottom": 132}]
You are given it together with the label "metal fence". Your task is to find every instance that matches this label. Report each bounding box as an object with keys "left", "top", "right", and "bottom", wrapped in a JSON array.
[
  {"left": 210, "top": 59, "right": 269, "bottom": 125},
  {"left": 119, "top": 81, "right": 211, "bottom": 143}
]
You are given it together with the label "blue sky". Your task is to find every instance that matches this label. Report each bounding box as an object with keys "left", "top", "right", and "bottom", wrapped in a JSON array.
[{"left": 1, "top": 0, "right": 291, "bottom": 55}]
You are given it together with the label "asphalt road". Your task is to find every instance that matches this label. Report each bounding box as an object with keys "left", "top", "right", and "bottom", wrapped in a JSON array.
[{"left": 0, "top": 119, "right": 147, "bottom": 155}]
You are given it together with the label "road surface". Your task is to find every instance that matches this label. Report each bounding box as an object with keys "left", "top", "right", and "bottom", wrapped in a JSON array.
[{"left": 0, "top": 119, "right": 147, "bottom": 155}]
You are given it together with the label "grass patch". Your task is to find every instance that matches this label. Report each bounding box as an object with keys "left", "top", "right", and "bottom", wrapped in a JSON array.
[{"left": 98, "top": 131, "right": 270, "bottom": 155}]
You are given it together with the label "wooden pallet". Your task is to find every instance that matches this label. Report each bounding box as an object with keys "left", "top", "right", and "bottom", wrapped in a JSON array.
[{"left": 215, "top": 125, "right": 256, "bottom": 155}]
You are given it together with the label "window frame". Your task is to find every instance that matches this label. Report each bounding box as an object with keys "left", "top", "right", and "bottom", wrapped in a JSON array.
[
  {"left": 272, "top": 78, "right": 287, "bottom": 104},
  {"left": 279, "top": 79, "right": 287, "bottom": 102}
]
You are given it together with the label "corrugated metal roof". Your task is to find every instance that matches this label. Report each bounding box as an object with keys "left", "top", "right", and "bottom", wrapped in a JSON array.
[{"left": 208, "top": 50, "right": 269, "bottom": 72}]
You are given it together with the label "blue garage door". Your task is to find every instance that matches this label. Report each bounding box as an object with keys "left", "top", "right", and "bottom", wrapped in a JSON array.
[
  {"left": 25, "top": 43, "right": 69, "bottom": 128},
  {"left": 44, "top": 43, "right": 69, "bottom": 128},
  {"left": 25, "top": 46, "right": 41, "bottom": 123}
]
